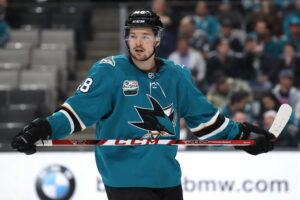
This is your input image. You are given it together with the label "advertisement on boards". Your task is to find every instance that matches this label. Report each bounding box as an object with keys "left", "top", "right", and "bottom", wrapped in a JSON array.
[{"left": 0, "top": 151, "right": 299, "bottom": 200}]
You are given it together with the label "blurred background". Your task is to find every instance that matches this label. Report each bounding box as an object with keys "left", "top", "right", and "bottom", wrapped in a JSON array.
[{"left": 0, "top": 0, "right": 300, "bottom": 199}]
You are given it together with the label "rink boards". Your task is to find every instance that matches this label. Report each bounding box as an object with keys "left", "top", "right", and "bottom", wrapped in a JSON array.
[{"left": 0, "top": 151, "right": 299, "bottom": 200}]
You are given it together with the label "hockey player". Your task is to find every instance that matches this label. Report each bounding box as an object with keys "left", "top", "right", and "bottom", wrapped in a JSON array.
[{"left": 11, "top": 10, "right": 275, "bottom": 200}]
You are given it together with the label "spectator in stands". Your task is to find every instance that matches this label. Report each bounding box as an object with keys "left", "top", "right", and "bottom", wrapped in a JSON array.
[
  {"left": 273, "top": 69, "right": 300, "bottom": 109},
  {"left": 263, "top": 110, "right": 299, "bottom": 147},
  {"left": 206, "top": 38, "right": 240, "bottom": 81},
  {"left": 206, "top": 71, "right": 253, "bottom": 109},
  {"left": 279, "top": 16, "right": 300, "bottom": 53},
  {"left": 190, "top": 1, "right": 221, "bottom": 43},
  {"left": 220, "top": 91, "right": 252, "bottom": 121},
  {"left": 0, "top": 5, "right": 9, "bottom": 47},
  {"left": 273, "top": 0, "right": 294, "bottom": 14},
  {"left": 153, "top": 0, "right": 176, "bottom": 58},
  {"left": 273, "top": 43, "right": 300, "bottom": 86},
  {"left": 258, "top": 91, "right": 299, "bottom": 130},
  {"left": 283, "top": 0, "right": 300, "bottom": 36},
  {"left": 231, "top": 110, "right": 248, "bottom": 123},
  {"left": 248, "top": 18, "right": 280, "bottom": 58},
  {"left": 258, "top": 92, "right": 281, "bottom": 123},
  {"left": 178, "top": 16, "right": 209, "bottom": 55},
  {"left": 243, "top": 0, "right": 262, "bottom": 33},
  {"left": 216, "top": 0, "right": 244, "bottom": 29},
  {"left": 168, "top": 35, "right": 206, "bottom": 84},
  {"left": 259, "top": 0, "right": 283, "bottom": 37},
  {"left": 210, "top": 19, "right": 244, "bottom": 53},
  {"left": 0, "top": 0, "right": 7, "bottom": 7},
  {"left": 152, "top": 0, "right": 178, "bottom": 35},
  {"left": 239, "top": 36, "right": 274, "bottom": 88},
  {"left": 241, "top": 0, "right": 262, "bottom": 12}
]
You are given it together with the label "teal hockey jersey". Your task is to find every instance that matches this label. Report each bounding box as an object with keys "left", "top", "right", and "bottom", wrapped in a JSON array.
[{"left": 46, "top": 54, "right": 240, "bottom": 188}]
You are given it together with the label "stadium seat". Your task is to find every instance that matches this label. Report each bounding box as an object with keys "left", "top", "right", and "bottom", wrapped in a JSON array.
[
  {"left": 40, "top": 43, "right": 68, "bottom": 51},
  {"left": 19, "top": 70, "right": 57, "bottom": 112},
  {"left": 9, "top": 29, "right": 40, "bottom": 47},
  {"left": 0, "top": 70, "right": 19, "bottom": 90},
  {"left": 19, "top": 6, "right": 51, "bottom": 29},
  {"left": 40, "top": 29, "right": 75, "bottom": 75},
  {"left": 31, "top": 49, "right": 67, "bottom": 72},
  {"left": 50, "top": 12, "right": 86, "bottom": 59},
  {"left": 0, "top": 90, "right": 9, "bottom": 106},
  {"left": 0, "top": 62, "right": 22, "bottom": 71},
  {"left": 0, "top": 49, "right": 31, "bottom": 70},
  {"left": 51, "top": 12, "right": 84, "bottom": 29},
  {"left": 5, "top": 42, "right": 34, "bottom": 50},
  {"left": 31, "top": 49, "right": 68, "bottom": 93},
  {"left": 0, "top": 124, "right": 23, "bottom": 150},
  {"left": 10, "top": 89, "right": 46, "bottom": 104},
  {"left": 9, "top": 89, "right": 49, "bottom": 116},
  {"left": 0, "top": 104, "right": 38, "bottom": 123},
  {"left": 0, "top": 104, "right": 37, "bottom": 150},
  {"left": 19, "top": 70, "right": 56, "bottom": 90},
  {"left": 58, "top": 3, "right": 93, "bottom": 40},
  {"left": 41, "top": 29, "right": 74, "bottom": 49}
]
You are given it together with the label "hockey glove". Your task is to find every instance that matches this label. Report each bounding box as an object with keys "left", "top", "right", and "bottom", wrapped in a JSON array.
[
  {"left": 235, "top": 122, "right": 275, "bottom": 155},
  {"left": 11, "top": 118, "right": 52, "bottom": 155}
]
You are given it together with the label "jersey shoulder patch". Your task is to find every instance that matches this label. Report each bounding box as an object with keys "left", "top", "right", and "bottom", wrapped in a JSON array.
[{"left": 99, "top": 56, "right": 115, "bottom": 67}]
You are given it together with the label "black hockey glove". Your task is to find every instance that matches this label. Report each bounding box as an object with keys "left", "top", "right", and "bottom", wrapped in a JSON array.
[
  {"left": 235, "top": 122, "right": 275, "bottom": 155},
  {"left": 11, "top": 118, "right": 52, "bottom": 155}
]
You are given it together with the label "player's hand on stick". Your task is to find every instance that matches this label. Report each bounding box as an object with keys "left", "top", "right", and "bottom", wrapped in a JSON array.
[
  {"left": 235, "top": 122, "right": 275, "bottom": 155},
  {"left": 11, "top": 118, "right": 52, "bottom": 155}
]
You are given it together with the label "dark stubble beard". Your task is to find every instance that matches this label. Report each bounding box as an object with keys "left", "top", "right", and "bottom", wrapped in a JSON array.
[{"left": 130, "top": 44, "right": 156, "bottom": 62}]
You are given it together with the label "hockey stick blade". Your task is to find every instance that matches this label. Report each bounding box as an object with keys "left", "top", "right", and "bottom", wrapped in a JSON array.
[{"left": 268, "top": 104, "right": 292, "bottom": 138}]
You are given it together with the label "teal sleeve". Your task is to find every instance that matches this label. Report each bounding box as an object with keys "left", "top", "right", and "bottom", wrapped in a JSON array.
[
  {"left": 47, "top": 112, "right": 71, "bottom": 139},
  {"left": 46, "top": 61, "right": 116, "bottom": 139},
  {"left": 179, "top": 66, "right": 239, "bottom": 140}
]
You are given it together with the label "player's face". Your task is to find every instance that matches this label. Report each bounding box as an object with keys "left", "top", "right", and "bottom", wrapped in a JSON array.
[{"left": 127, "top": 28, "right": 159, "bottom": 61}]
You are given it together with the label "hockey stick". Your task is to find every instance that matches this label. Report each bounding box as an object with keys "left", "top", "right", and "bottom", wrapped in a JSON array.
[{"left": 36, "top": 104, "right": 292, "bottom": 147}]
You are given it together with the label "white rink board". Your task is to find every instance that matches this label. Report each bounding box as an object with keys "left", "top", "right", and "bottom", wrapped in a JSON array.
[{"left": 0, "top": 151, "right": 299, "bottom": 200}]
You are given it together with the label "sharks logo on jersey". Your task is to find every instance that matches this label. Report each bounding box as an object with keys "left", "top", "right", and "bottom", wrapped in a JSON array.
[{"left": 129, "top": 95, "right": 177, "bottom": 139}]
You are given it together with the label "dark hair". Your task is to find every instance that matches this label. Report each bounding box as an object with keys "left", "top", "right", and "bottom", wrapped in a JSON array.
[
  {"left": 284, "top": 42, "right": 297, "bottom": 51},
  {"left": 230, "top": 91, "right": 249, "bottom": 105},
  {"left": 259, "top": 91, "right": 281, "bottom": 117},
  {"left": 212, "top": 70, "right": 227, "bottom": 84}
]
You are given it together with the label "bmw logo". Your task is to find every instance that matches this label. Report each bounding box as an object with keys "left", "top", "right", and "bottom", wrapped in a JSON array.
[{"left": 36, "top": 164, "right": 76, "bottom": 200}]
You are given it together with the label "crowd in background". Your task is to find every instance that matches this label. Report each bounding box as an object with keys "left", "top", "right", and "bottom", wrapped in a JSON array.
[
  {"left": 0, "top": 0, "right": 300, "bottom": 148},
  {"left": 152, "top": 0, "right": 300, "bottom": 148}
]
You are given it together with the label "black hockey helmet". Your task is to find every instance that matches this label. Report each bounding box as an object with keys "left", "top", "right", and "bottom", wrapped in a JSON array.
[{"left": 124, "top": 10, "right": 164, "bottom": 40}]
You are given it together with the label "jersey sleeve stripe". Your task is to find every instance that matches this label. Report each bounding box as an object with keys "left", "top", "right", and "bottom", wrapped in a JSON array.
[
  {"left": 62, "top": 103, "right": 87, "bottom": 131},
  {"left": 197, "top": 118, "right": 230, "bottom": 140},
  {"left": 58, "top": 110, "right": 74, "bottom": 134},
  {"left": 190, "top": 111, "right": 219, "bottom": 132},
  {"left": 192, "top": 114, "right": 225, "bottom": 137},
  {"left": 59, "top": 107, "right": 81, "bottom": 133}
]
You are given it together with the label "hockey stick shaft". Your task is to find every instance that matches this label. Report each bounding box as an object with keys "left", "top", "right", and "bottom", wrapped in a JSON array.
[
  {"left": 36, "top": 104, "right": 292, "bottom": 147},
  {"left": 36, "top": 139, "right": 255, "bottom": 146}
]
